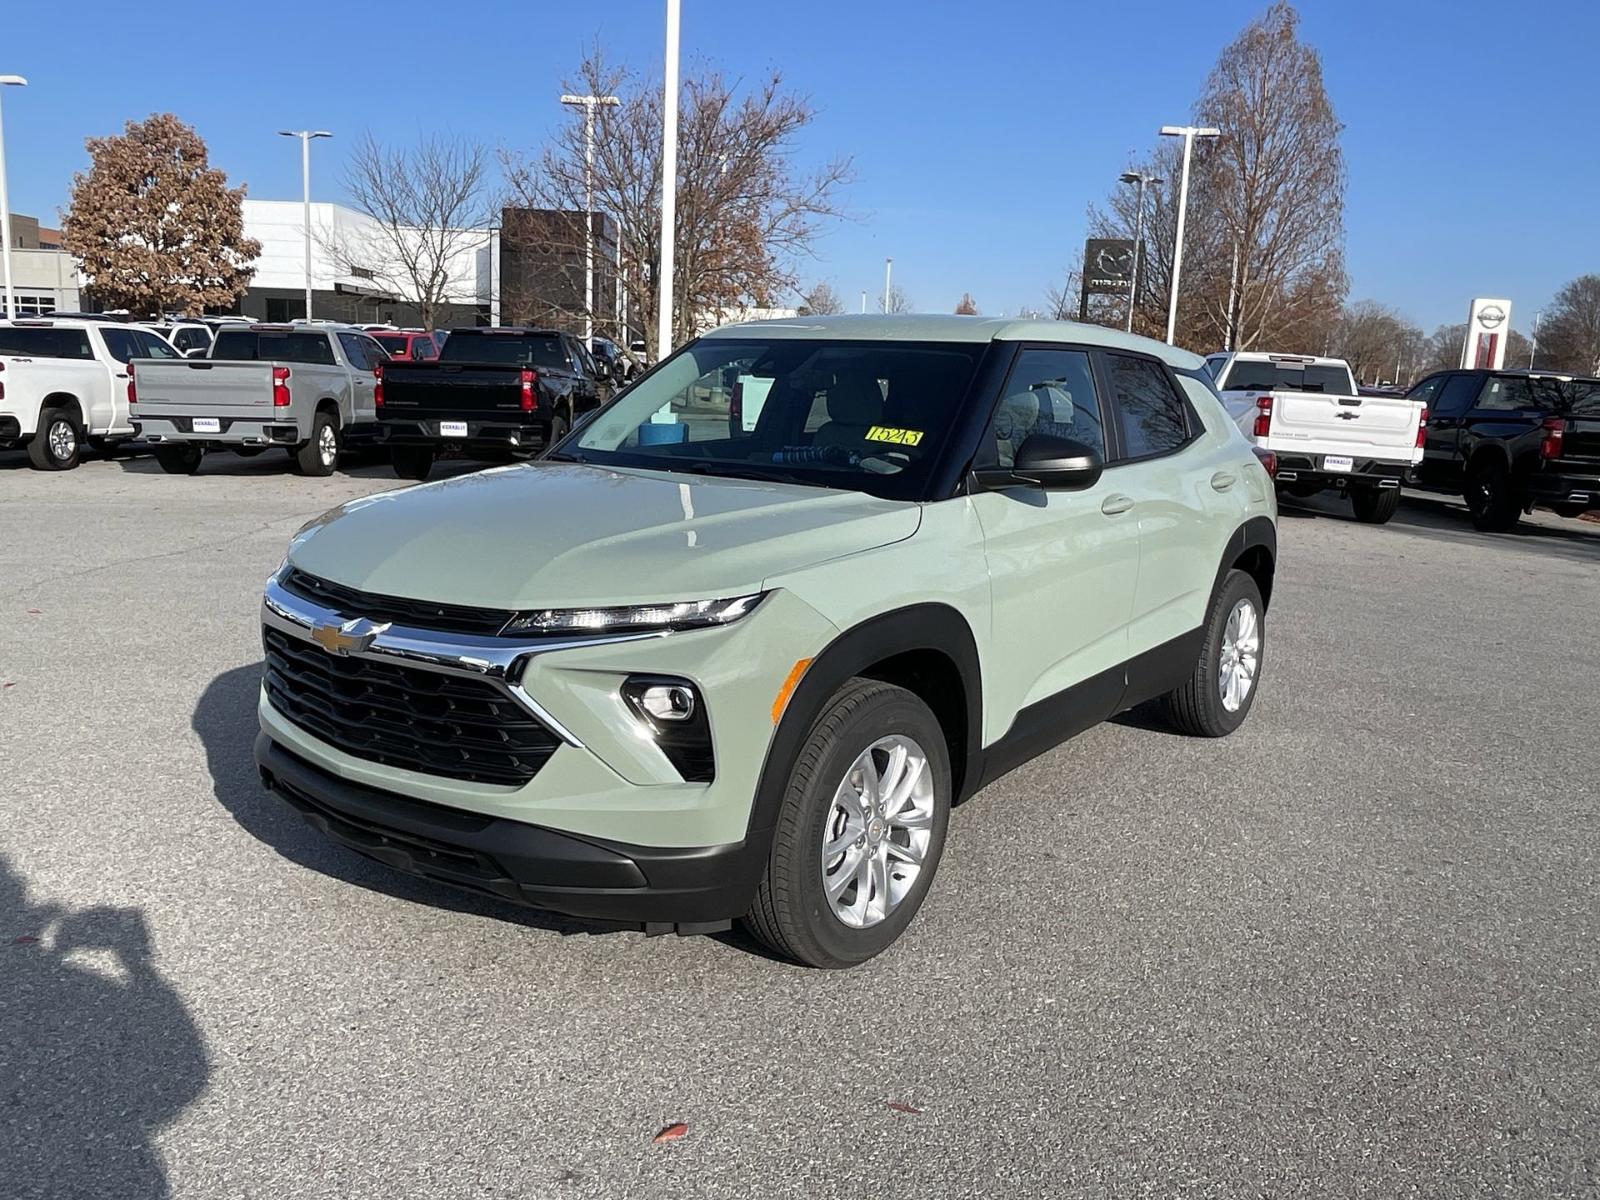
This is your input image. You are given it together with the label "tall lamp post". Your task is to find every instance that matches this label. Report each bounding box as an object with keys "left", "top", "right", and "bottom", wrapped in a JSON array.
[
  {"left": 1118, "top": 169, "right": 1161, "bottom": 334},
  {"left": 1530, "top": 308, "right": 1542, "bottom": 369},
  {"left": 278, "top": 130, "right": 332, "bottom": 321},
  {"left": 561, "top": 93, "right": 620, "bottom": 352},
  {"left": 656, "top": 0, "right": 681, "bottom": 359},
  {"left": 883, "top": 257, "right": 893, "bottom": 313},
  {"left": 1158, "top": 124, "right": 1219, "bottom": 345},
  {"left": 0, "top": 75, "right": 27, "bottom": 321}
]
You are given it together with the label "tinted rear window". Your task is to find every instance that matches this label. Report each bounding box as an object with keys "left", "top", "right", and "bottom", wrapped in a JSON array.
[
  {"left": 438, "top": 332, "right": 569, "bottom": 369},
  {"left": 0, "top": 327, "right": 94, "bottom": 359},
  {"left": 373, "top": 335, "right": 408, "bottom": 354},
  {"left": 212, "top": 330, "right": 337, "bottom": 365},
  {"left": 1225, "top": 359, "right": 1352, "bottom": 394}
]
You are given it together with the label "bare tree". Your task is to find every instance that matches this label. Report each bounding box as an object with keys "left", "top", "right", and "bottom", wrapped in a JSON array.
[
  {"left": 954, "top": 292, "right": 979, "bottom": 315},
  {"left": 1088, "top": 3, "right": 1346, "bottom": 351},
  {"left": 62, "top": 114, "right": 259, "bottom": 316},
  {"left": 1331, "top": 300, "right": 1423, "bottom": 385},
  {"left": 879, "top": 285, "right": 913, "bottom": 314},
  {"left": 329, "top": 133, "right": 493, "bottom": 330},
  {"left": 504, "top": 49, "right": 852, "bottom": 359},
  {"left": 1537, "top": 275, "right": 1600, "bottom": 375},
  {"left": 797, "top": 281, "right": 844, "bottom": 315}
]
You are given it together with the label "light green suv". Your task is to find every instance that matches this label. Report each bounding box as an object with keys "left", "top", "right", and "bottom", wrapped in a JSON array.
[{"left": 255, "top": 315, "right": 1277, "bottom": 968}]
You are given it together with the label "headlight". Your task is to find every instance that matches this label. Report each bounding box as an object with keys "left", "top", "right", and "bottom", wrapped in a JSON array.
[{"left": 501, "top": 593, "right": 764, "bottom": 636}]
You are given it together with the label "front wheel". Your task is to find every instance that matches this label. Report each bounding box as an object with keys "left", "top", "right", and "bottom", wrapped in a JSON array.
[
  {"left": 1161, "top": 569, "right": 1265, "bottom": 738},
  {"left": 1464, "top": 458, "right": 1521, "bottom": 531},
  {"left": 743, "top": 680, "right": 951, "bottom": 969},
  {"left": 294, "top": 410, "right": 341, "bottom": 476},
  {"left": 27, "top": 408, "right": 83, "bottom": 471},
  {"left": 391, "top": 445, "right": 435, "bottom": 481},
  {"left": 154, "top": 444, "right": 204, "bottom": 475},
  {"left": 1350, "top": 487, "right": 1401, "bottom": 524}
]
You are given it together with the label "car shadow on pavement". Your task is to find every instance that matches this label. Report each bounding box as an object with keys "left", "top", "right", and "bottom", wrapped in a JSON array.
[
  {"left": 192, "top": 664, "right": 643, "bottom": 940},
  {"left": 0, "top": 853, "right": 208, "bottom": 1200},
  {"left": 1388, "top": 493, "right": 1600, "bottom": 562}
]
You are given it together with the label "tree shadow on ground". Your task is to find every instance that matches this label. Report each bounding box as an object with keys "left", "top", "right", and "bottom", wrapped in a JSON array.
[{"left": 0, "top": 853, "right": 209, "bottom": 1200}]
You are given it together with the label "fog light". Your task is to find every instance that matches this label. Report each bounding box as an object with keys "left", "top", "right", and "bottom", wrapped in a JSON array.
[{"left": 640, "top": 684, "right": 695, "bottom": 721}]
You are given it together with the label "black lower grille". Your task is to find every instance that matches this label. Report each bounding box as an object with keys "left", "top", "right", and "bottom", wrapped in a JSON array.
[
  {"left": 281, "top": 568, "right": 517, "bottom": 636},
  {"left": 263, "top": 627, "right": 559, "bottom": 785}
]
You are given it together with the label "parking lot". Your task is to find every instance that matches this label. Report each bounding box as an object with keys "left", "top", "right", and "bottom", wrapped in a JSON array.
[{"left": 2, "top": 451, "right": 1597, "bottom": 1199}]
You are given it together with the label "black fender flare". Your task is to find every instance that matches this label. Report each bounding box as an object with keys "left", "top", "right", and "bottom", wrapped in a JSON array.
[
  {"left": 744, "top": 602, "right": 983, "bottom": 841},
  {"left": 1211, "top": 515, "right": 1276, "bottom": 610}
]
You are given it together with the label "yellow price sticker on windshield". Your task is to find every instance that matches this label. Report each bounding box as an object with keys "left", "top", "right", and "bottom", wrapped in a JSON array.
[{"left": 865, "top": 425, "right": 924, "bottom": 446}]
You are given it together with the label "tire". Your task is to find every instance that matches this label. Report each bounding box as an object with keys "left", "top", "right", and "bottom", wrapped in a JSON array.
[
  {"left": 743, "top": 679, "right": 951, "bottom": 969},
  {"left": 1351, "top": 487, "right": 1401, "bottom": 524},
  {"left": 154, "top": 444, "right": 203, "bottom": 475},
  {"left": 1464, "top": 458, "right": 1521, "bottom": 531},
  {"left": 391, "top": 445, "right": 435, "bottom": 481},
  {"left": 293, "top": 409, "right": 340, "bottom": 476},
  {"left": 1161, "top": 569, "right": 1266, "bottom": 738},
  {"left": 546, "top": 413, "right": 570, "bottom": 453},
  {"left": 27, "top": 407, "right": 83, "bottom": 471}
]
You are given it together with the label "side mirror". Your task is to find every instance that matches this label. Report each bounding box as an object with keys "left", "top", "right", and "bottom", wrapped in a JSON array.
[
  {"left": 184, "top": 347, "right": 207, "bottom": 359},
  {"left": 973, "top": 433, "right": 1103, "bottom": 491}
]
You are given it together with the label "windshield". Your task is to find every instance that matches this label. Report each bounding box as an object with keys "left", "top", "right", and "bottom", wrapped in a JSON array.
[
  {"left": 563, "top": 337, "right": 985, "bottom": 500},
  {"left": 438, "top": 332, "right": 569, "bottom": 369},
  {"left": 1224, "top": 359, "right": 1354, "bottom": 394}
]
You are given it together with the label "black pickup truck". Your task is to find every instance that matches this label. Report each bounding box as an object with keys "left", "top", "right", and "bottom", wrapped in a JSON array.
[
  {"left": 378, "top": 327, "right": 614, "bottom": 480},
  {"left": 1407, "top": 367, "right": 1600, "bottom": 530}
]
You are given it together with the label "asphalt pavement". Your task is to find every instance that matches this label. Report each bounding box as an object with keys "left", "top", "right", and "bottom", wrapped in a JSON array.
[{"left": 2, "top": 448, "right": 1596, "bottom": 1199}]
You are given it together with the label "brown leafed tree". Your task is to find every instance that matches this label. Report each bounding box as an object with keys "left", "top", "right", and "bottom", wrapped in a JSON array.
[
  {"left": 797, "top": 281, "right": 844, "bottom": 315},
  {"left": 1088, "top": 3, "right": 1346, "bottom": 351},
  {"left": 503, "top": 49, "right": 852, "bottom": 358},
  {"left": 954, "top": 292, "right": 979, "bottom": 315},
  {"left": 330, "top": 133, "right": 494, "bottom": 330},
  {"left": 1536, "top": 275, "right": 1600, "bottom": 375},
  {"left": 62, "top": 114, "right": 260, "bottom": 316},
  {"left": 1330, "top": 299, "right": 1423, "bottom": 385}
]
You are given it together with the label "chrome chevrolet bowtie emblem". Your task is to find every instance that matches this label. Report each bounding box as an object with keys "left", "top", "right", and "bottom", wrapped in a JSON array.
[{"left": 310, "top": 616, "right": 390, "bottom": 656}]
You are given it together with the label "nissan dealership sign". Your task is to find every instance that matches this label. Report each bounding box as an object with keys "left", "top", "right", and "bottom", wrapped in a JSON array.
[{"left": 1461, "top": 297, "right": 1513, "bottom": 370}]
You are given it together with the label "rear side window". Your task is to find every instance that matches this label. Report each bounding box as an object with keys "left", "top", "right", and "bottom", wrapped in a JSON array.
[
  {"left": 0, "top": 327, "right": 95, "bottom": 359},
  {"left": 337, "top": 332, "right": 374, "bottom": 371},
  {"left": 213, "top": 330, "right": 337, "bottom": 365},
  {"left": 372, "top": 334, "right": 408, "bottom": 357},
  {"left": 1432, "top": 374, "right": 1477, "bottom": 418},
  {"left": 1106, "top": 354, "right": 1192, "bottom": 460},
  {"left": 1474, "top": 376, "right": 1536, "bottom": 412},
  {"left": 99, "top": 328, "right": 143, "bottom": 364},
  {"left": 173, "top": 328, "right": 211, "bottom": 353}
]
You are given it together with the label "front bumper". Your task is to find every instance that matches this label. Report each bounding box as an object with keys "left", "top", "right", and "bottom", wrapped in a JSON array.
[{"left": 256, "top": 732, "right": 754, "bottom": 929}]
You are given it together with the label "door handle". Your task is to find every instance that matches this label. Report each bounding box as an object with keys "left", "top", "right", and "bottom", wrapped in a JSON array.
[
  {"left": 1101, "top": 494, "right": 1135, "bottom": 516},
  {"left": 1210, "top": 470, "right": 1237, "bottom": 492}
]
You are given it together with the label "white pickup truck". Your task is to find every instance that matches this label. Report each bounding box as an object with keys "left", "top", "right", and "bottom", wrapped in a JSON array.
[
  {"left": 1204, "top": 351, "right": 1425, "bottom": 525},
  {"left": 0, "top": 318, "right": 183, "bottom": 470}
]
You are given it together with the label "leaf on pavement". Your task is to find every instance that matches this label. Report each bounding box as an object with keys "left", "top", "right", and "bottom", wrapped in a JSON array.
[
  {"left": 887, "top": 1101, "right": 922, "bottom": 1114},
  {"left": 25, "top": 609, "right": 41, "bottom": 615},
  {"left": 652, "top": 1122, "right": 690, "bottom": 1144},
  {"left": 12, "top": 935, "right": 39, "bottom": 945}
]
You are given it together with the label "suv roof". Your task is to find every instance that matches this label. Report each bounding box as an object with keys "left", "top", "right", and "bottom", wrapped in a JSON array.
[{"left": 704, "top": 313, "right": 1206, "bottom": 369}]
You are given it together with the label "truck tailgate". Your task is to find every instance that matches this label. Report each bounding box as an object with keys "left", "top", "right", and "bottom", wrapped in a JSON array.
[
  {"left": 132, "top": 361, "right": 276, "bottom": 416},
  {"left": 380, "top": 365, "right": 526, "bottom": 422},
  {"left": 1267, "top": 391, "right": 1421, "bottom": 460}
]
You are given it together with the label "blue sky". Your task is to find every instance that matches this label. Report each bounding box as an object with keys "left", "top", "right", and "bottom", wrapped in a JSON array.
[{"left": 3, "top": 0, "right": 1594, "bottom": 333}]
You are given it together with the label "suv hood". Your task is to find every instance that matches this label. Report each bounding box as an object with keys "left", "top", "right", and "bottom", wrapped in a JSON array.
[{"left": 289, "top": 463, "right": 921, "bottom": 610}]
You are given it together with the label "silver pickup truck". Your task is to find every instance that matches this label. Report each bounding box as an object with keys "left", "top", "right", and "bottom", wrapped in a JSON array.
[{"left": 128, "top": 323, "right": 390, "bottom": 475}]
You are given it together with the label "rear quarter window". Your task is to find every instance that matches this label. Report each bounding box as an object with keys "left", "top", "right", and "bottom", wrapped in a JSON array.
[{"left": 0, "top": 327, "right": 95, "bottom": 359}]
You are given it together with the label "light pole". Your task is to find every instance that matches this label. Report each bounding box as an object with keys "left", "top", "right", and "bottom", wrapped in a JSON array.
[
  {"left": 278, "top": 130, "right": 332, "bottom": 321},
  {"left": 860, "top": 289, "right": 866, "bottom": 314},
  {"left": 0, "top": 75, "right": 27, "bottom": 321},
  {"left": 1158, "top": 124, "right": 1220, "bottom": 345},
  {"left": 561, "top": 93, "right": 620, "bottom": 352},
  {"left": 883, "top": 257, "right": 892, "bottom": 313},
  {"left": 656, "top": 0, "right": 681, "bottom": 358},
  {"left": 1118, "top": 169, "right": 1161, "bottom": 334},
  {"left": 1530, "top": 308, "right": 1542, "bottom": 369}
]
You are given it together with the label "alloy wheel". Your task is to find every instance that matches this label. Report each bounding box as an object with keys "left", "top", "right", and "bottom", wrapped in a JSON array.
[
  {"left": 1218, "top": 598, "right": 1260, "bottom": 713},
  {"left": 48, "top": 418, "right": 76, "bottom": 462},
  {"left": 820, "top": 735, "right": 935, "bottom": 929},
  {"left": 318, "top": 423, "right": 338, "bottom": 467}
]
